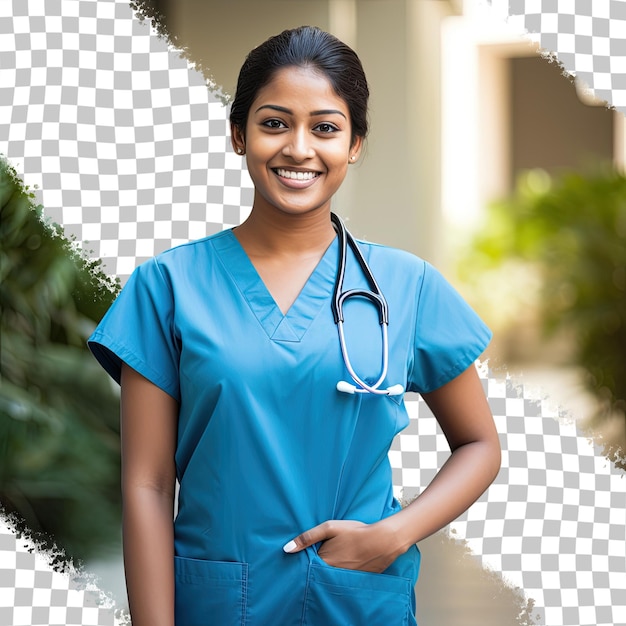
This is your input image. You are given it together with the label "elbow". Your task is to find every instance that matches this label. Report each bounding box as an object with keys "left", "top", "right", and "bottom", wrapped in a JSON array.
[
  {"left": 486, "top": 435, "right": 502, "bottom": 485},
  {"left": 467, "top": 434, "right": 501, "bottom": 488}
]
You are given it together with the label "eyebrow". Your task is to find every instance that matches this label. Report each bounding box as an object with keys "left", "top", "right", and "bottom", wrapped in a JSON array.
[{"left": 254, "top": 104, "right": 347, "bottom": 119}]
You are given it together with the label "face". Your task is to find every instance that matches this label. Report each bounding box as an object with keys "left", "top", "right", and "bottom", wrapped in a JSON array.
[{"left": 231, "top": 66, "right": 362, "bottom": 218}]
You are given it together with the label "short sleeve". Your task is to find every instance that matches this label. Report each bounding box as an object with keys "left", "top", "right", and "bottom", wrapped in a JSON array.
[
  {"left": 87, "top": 257, "right": 180, "bottom": 401},
  {"left": 407, "top": 262, "right": 491, "bottom": 394}
]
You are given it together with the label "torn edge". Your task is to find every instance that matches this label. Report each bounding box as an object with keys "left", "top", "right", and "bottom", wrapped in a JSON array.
[
  {"left": 483, "top": 0, "right": 623, "bottom": 114},
  {"left": 0, "top": 155, "right": 122, "bottom": 298},
  {"left": 501, "top": 366, "right": 625, "bottom": 472},
  {"left": 127, "top": 0, "right": 232, "bottom": 105},
  {"left": 0, "top": 508, "right": 130, "bottom": 625}
]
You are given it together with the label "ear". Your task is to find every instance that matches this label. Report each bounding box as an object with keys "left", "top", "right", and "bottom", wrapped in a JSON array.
[
  {"left": 230, "top": 123, "right": 245, "bottom": 155},
  {"left": 349, "top": 135, "right": 364, "bottom": 163}
]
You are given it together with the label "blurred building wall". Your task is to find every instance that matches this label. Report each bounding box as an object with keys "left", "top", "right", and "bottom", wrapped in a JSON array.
[
  {"left": 156, "top": 0, "right": 457, "bottom": 265},
  {"left": 152, "top": 0, "right": 622, "bottom": 268},
  {"left": 442, "top": 9, "right": 622, "bottom": 256},
  {"left": 510, "top": 55, "right": 614, "bottom": 177}
]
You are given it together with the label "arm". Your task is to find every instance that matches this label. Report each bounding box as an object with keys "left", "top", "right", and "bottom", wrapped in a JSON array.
[
  {"left": 381, "top": 362, "right": 501, "bottom": 549},
  {"left": 283, "top": 363, "right": 501, "bottom": 571},
  {"left": 120, "top": 363, "right": 178, "bottom": 626}
]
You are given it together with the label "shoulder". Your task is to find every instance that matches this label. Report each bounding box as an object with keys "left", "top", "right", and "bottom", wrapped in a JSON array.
[
  {"left": 356, "top": 238, "right": 427, "bottom": 271},
  {"left": 120, "top": 230, "right": 233, "bottom": 298},
  {"left": 153, "top": 229, "right": 233, "bottom": 267},
  {"left": 355, "top": 239, "right": 468, "bottom": 307},
  {"left": 132, "top": 230, "right": 233, "bottom": 280},
  {"left": 355, "top": 238, "right": 430, "bottom": 289}
]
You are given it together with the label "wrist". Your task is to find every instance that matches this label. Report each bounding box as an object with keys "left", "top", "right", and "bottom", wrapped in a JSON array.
[{"left": 373, "top": 513, "right": 415, "bottom": 560}]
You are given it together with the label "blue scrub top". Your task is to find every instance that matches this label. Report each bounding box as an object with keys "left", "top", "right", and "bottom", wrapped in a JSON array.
[{"left": 88, "top": 229, "right": 491, "bottom": 626}]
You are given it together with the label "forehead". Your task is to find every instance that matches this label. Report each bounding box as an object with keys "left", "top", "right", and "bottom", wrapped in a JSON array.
[{"left": 250, "top": 66, "right": 349, "bottom": 115}]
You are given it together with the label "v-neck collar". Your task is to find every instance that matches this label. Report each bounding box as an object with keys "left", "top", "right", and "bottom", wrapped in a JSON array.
[{"left": 212, "top": 230, "right": 338, "bottom": 343}]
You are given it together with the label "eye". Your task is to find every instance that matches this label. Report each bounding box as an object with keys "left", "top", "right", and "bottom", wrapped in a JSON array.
[
  {"left": 314, "top": 122, "right": 339, "bottom": 134},
  {"left": 262, "top": 119, "right": 287, "bottom": 129}
]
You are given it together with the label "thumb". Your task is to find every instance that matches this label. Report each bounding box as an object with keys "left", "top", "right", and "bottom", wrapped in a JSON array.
[{"left": 282, "top": 521, "right": 333, "bottom": 554}]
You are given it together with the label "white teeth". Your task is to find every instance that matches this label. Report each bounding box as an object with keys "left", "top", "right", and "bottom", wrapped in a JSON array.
[{"left": 276, "top": 168, "right": 318, "bottom": 180}]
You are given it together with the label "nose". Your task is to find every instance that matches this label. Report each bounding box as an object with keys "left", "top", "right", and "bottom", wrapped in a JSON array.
[{"left": 282, "top": 127, "right": 314, "bottom": 162}]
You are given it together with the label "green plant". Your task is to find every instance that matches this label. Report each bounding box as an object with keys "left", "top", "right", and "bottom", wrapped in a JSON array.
[
  {"left": 459, "top": 166, "right": 626, "bottom": 466},
  {"left": 0, "top": 157, "right": 122, "bottom": 562}
]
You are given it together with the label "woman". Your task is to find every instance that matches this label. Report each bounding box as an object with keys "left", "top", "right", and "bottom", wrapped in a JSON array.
[{"left": 89, "top": 26, "right": 501, "bottom": 626}]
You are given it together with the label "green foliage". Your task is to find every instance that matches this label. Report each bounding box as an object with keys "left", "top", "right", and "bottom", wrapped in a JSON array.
[
  {"left": 460, "top": 166, "right": 626, "bottom": 464},
  {"left": 0, "top": 157, "right": 122, "bottom": 562}
]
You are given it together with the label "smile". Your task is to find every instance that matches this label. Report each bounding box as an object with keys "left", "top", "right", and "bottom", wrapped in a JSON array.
[{"left": 274, "top": 168, "right": 320, "bottom": 181}]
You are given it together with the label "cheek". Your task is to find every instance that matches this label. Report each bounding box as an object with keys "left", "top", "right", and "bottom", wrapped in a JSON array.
[
  {"left": 242, "top": 147, "right": 269, "bottom": 175},
  {"left": 244, "top": 161, "right": 268, "bottom": 191},
  {"left": 330, "top": 157, "right": 350, "bottom": 181},
  {"left": 245, "top": 138, "right": 278, "bottom": 168},
  {"left": 331, "top": 143, "right": 352, "bottom": 167}
]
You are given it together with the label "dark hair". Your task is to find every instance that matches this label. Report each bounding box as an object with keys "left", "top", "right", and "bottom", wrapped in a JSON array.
[{"left": 229, "top": 26, "right": 369, "bottom": 146}]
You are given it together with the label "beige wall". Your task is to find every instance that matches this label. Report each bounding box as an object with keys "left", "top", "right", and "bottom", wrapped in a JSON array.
[
  {"left": 510, "top": 55, "right": 614, "bottom": 177},
  {"left": 162, "top": 0, "right": 453, "bottom": 264},
  {"left": 168, "top": 1, "right": 331, "bottom": 97}
]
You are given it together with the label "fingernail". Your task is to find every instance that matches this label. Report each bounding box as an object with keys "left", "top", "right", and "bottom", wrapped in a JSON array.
[{"left": 282, "top": 540, "right": 297, "bottom": 553}]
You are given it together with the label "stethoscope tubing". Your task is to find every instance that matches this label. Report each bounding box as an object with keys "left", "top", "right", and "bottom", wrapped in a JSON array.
[
  {"left": 336, "top": 320, "right": 392, "bottom": 395},
  {"left": 331, "top": 213, "right": 388, "bottom": 325},
  {"left": 330, "top": 213, "right": 404, "bottom": 397}
]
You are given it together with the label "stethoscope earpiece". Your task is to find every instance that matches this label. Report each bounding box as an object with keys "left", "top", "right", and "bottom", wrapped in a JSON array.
[
  {"left": 337, "top": 381, "right": 405, "bottom": 396},
  {"left": 336, "top": 381, "right": 358, "bottom": 394},
  {"left": 384, "top": 384, "right": 405, "bottom": 396}
]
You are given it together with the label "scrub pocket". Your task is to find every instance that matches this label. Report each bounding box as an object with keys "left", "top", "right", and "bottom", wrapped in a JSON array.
[
  {"left": 302, "top": 554, "right": 416, "bottom": 626},
  {"left": 174, "top": 556, "right": 248, "bottom": 626}
]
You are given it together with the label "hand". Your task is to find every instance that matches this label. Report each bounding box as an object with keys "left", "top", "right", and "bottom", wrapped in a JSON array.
[{"left": 282, "top": 519, "right": 403, "bottom": 573}]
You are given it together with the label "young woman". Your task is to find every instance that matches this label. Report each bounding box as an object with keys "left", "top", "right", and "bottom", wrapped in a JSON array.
[{"left": 89, "top": 26, "right": 501, "bottom": 626}]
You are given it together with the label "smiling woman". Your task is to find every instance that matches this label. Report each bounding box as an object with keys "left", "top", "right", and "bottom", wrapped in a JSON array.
[
  {"left": 87, "top": 25, "right": 501, "bottom": 626},
  {"left": 230, "top": 65, "right": 362, "bottom": 313},
  {"left": 232, "top": 66, "right": 360, "bottom": 224}
]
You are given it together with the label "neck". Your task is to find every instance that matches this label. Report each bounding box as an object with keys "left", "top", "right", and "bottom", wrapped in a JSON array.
[{"left": 234, "top": 206, "right": 336, "bottom": 257}]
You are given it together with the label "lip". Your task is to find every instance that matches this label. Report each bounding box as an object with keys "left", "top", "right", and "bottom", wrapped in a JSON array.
[{"left": 272, "top": 167, "right": 322, "bottom": 189}]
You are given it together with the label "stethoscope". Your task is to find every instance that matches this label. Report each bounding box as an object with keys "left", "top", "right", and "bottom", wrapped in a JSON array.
[{"left": 330, "top": 213, "right": 404, "bottom": 396}]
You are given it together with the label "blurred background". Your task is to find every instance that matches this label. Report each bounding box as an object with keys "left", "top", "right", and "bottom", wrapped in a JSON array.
[
  {"left": 140, "top": 0, "right": 624, "bottom": 470},
  {"left": 2, "top": 0, "right": 624, "bottom": 624},
  {"left": 128, "top": 0, "right": 626, "bottom": 621},
  {"left": 0, "top": 160, "right": 122, "bottom": 562}
]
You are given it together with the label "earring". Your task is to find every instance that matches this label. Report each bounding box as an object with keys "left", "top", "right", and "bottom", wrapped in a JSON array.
[
  {"left": 236, "top": 147, "right": 244, "bottom": 155},
  {"left": 349, "top": 155, "right": 356, "bottom": 162}
]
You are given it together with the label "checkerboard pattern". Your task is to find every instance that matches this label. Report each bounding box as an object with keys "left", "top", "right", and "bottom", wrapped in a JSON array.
[
  {"left": 489, "top": 0, "right": 626, "bottom": 111},
  {"left": 0, "top": 522, "right": 122, "bottom": 626},
  {"left": 0, "top": 0, "right": 253, "bottom": 280},
  {"left": 1, "top": 1, "right": 625, "bottom": 625},
  {"left": 391, "top": 369, "right": 626, "bottom": 626}
]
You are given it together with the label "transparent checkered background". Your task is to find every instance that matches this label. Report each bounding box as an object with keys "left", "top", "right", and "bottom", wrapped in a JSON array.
[
  {"left": 0, "top": 521, "right": 122, "bottom": 626},
  {"left": 0, "top": 0, "right": 254, "bottom": 281},
  {"left": 1, "top": 1, "right": 625, "bottom": 625},
  {"left": 395, "top": 372, "right": 625, "bottom": 626},
  {"left": 489, "top": 0, "right": 626, "bottom": 111}
]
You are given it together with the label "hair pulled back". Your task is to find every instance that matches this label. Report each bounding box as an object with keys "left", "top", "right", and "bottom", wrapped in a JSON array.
[{"left": 229, "top": 26, "right": 369, "bottom": 146}]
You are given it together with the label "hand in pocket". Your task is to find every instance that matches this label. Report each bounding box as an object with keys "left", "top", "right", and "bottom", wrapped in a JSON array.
[{"left": 283, "top": 519, "right": 404, "bottom": 573}]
